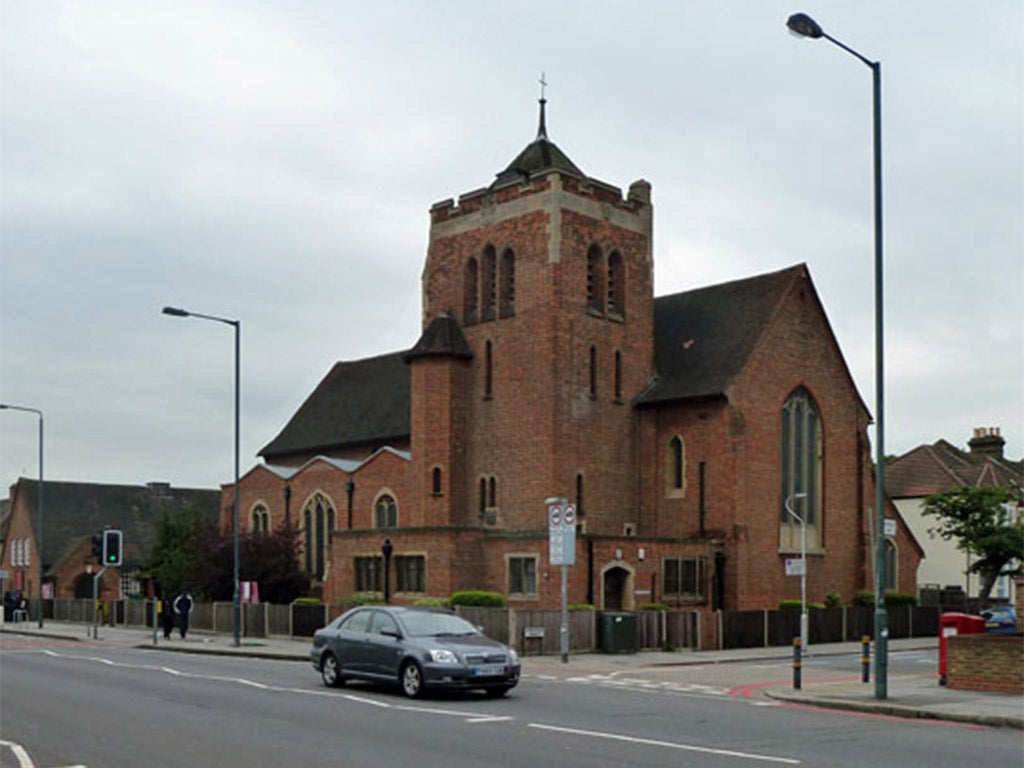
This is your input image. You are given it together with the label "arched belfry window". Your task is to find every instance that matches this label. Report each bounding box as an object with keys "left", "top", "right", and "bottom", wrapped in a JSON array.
[
  {"left": 500, "top": 248, "right": 515, "bottom": 318},
  {"left": 607, "top": 251, "right": 624, "bottom": 318},
  {"left": 484, "top": 340, "right": 493, "bottom": 398},
  {"left": 780, "top": 387, "right": 823, "bottom": 551},
  {"left": 302, "top": 492, "right": 335, "bottom": 581},
  {"left": 464, "top": 258, "right": 479, "bottom": 325},
  {"left": 587, "top": 245, "right": 604, "bottom": 314},
  {"left": 482, "top": 245, "right": 497, "bottom": 321}
]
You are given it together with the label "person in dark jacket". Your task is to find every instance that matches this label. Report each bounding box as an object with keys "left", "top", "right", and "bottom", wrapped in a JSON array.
[
  {"left": 161, "top": 596, "right": 175, "bottom": 639},
  {"left": 173, "top": 592, "right": 194, "bottom": 639}
]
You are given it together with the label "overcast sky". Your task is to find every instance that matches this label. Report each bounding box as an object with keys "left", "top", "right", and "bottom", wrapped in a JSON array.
[{"left": 1, "top": 1, "right": 1021, "bottom": 498}]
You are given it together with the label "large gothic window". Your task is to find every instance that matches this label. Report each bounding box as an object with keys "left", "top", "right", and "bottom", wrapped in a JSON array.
[
  {"left": 500, "top": 248, "right": 515, "bottom": 318},
  {"left": 779, "top": 388, "right": 823, "bottom": 550},
  {"left": 463, "top": 258, "right": 479, "bottom": 325},
  {"left": 302, "top": 493, "right": 335, "bottom": 581}
]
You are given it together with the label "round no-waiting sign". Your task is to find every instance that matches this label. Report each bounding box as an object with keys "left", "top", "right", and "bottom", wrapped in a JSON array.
[
  {"left": 549, "top": 505, "right": 561, "bottom": 527},
  {"left": 563, "top": 504, "right": 575, "bottom": 526}
]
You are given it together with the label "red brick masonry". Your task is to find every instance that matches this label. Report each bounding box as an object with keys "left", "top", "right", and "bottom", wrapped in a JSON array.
[{"left": 946, "top": 633, "right": 1024, "bottom": 694}]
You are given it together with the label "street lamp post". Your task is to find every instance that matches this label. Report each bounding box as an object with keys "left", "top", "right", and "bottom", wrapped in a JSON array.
[
  {"left": 786, "top": 12, "right": 888, "bottom": 699},
  {"left": 162, "top": 306, "right": 242, "bottom": 647},
  {"left": 0, "top": 403, "right": 44, "bottom": 628},
  {"left": 785, "top": 493, "right": 809, "bottom": 652}
]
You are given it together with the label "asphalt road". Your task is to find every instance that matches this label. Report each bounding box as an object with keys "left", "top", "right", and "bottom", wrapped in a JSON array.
[{"left": 1, "top": 637, "right": 1020, "bottom": 768}]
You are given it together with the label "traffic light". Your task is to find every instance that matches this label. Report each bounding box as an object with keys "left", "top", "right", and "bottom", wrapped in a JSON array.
[
  {"left": 102, "top": 529, "right": 123, "bottom": 567},
  {"left": 91, "top": 532, "right": 103, "bottom": 561}
]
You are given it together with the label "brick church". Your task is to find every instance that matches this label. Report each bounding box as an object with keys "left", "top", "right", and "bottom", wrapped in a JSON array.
[{"left": 227, "top": 98, "right": 921, "bottom": 612}]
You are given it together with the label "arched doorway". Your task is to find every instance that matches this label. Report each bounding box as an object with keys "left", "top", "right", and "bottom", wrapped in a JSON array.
[{"left": 602, "top": 564, "right": 633, "bottom": 610}]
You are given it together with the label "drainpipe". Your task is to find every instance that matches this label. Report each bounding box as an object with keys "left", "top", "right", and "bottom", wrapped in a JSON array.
[{"left": 346, "top": 479, "right": 355, "bottom": 529}]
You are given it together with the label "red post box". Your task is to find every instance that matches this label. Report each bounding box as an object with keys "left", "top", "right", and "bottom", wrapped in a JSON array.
[{"left": 938, "top": 612, "right": 985, "bottom": 684}]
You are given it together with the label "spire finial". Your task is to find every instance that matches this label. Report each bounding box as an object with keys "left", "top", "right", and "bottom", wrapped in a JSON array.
[{"left": 536, "top": 72, "right": 548, "bottom": 140}]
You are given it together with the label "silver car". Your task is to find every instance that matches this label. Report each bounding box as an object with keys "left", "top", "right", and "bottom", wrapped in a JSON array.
[{"left": 310, "top": 605, "right": 521, "bottom": 698}]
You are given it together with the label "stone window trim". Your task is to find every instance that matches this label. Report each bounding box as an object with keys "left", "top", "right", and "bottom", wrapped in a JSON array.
[
  {"left": 373, "top": 491, "right": 399, "bottom": 529},
  {"left": 779, "top": 387, "right": 823, "bottom": 551}
]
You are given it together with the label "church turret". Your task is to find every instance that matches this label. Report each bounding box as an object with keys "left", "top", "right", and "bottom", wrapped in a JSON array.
[{"left": 421, "top": 90, "right": 653, "bottom": 533}]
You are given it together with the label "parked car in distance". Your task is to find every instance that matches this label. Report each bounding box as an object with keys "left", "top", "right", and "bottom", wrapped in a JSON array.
[
  {"left": 310, "top": 605, "right": 521, "bottom": 698},
  {"left": 980, "top": 605, "right": 1017, "bottom": 633}
]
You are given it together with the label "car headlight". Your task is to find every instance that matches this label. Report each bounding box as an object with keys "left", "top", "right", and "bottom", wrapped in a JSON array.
[
  {"left": 429, "top": 649, "right": 459, "bottom": 664},
  {"left": 508, "top": 648, "right": 519, "bottom": 664}
]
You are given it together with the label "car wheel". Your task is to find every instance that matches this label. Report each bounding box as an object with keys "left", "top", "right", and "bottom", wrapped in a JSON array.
[
  {"left": 484, "top": 686, "right": 509, "bottom": 698},
  {"left": 400, "top": 660, "right": 425, "bottom": 698},
  {"left": 320, "top": 652, "right": 345, "bottom": 688}
]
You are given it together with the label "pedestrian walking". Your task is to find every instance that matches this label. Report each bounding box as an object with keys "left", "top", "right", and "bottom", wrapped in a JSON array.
[
  {"left": 173, "top": 591, "right": 194, "bottom": 639},
  {"left": 160, "top": 596, "right": 175, "bottom": 639}
]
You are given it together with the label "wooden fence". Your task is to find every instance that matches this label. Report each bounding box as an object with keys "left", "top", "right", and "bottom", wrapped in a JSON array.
[{"left": 38, "top": 598, "right": 940, "bottom": 654}]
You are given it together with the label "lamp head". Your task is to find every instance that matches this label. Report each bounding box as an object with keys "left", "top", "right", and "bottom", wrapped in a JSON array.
[
  {"left": 787, "top": 13, "right": 824, "bottom": 39},
  {"left": 162, "top": 306, "right": 190, "bottom": 317}
]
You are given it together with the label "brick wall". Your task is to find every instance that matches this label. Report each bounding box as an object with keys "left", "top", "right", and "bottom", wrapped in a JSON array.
[{"left": 946, "top": 633, "right": 1024, "bottom": 694}]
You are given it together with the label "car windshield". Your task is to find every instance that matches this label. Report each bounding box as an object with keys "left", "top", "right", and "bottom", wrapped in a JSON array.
[{"left": 400, "top": 611, "right": 479, "bottom": 638}]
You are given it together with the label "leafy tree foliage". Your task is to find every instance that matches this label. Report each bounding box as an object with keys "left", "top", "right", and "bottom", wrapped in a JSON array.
[
  {"left": 194, "top": 523, "right": 310, "bottom": 604},
  {"left": 922, "top": 486, "right": 1023, "bottom": 604},
  {"left": 147, "top": 504, "right": 216, "bottom": 600}
]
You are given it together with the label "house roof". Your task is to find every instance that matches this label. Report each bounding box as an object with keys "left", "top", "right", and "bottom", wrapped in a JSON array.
[
  {"left": 259, "top": 352, "right": 411, "bottom": 461},
  {"left": 637, "top": 265, "right": 810, "bottom": 406},
  {"left": 5, "top": 479, "right": 220, "bottom": 573},
  {"left": 885, "top": 438, "right": 1023, "bottom": 499}
]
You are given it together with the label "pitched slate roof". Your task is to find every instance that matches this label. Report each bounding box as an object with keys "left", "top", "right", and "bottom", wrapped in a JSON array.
[
  {"left": 885, "top": 439, "right": 1023, "bottom": 499},
  {"left": 7, "top": 479, "right": 220, "bottom": 573},
  {"left": 259, "top": 352, "right": 411, "bottom": 461},
  {"left": 636, "top": 265, "right": 805, "bottom": 406}
]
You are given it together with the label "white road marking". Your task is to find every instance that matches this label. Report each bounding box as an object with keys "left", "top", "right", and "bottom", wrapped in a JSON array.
[
  {"left": 527, "top": 723, "right": 801, "bottom": 764},
  {"left": 0, "top": 740, "right": 35, "bottom": 768}
]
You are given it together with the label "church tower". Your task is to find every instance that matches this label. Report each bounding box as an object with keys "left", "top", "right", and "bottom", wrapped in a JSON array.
[{"left": 411, "top": 94, "right": 654, "bottom": 536}]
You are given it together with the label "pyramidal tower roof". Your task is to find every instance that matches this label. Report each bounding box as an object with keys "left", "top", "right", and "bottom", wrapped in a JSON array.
[{"left": 491, "top": 86, "right": 585, "bottom": 189}]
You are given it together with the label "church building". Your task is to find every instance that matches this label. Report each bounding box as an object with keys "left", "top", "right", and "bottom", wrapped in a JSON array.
[{"left": 227, "top": 98, "right": 921, "bottom": 612}]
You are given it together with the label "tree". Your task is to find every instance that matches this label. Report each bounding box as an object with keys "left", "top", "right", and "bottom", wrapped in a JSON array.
[
  {"left": 194, "top": 523, "right": 310, "bottom": 604},
  {"left": 147, "top": 504, "right": 218, "bottom": 600},
  {"left": 921, "top": 486, "right": 1023, "bottom": 605}
]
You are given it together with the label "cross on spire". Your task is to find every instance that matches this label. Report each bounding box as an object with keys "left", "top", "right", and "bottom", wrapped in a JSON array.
[{"left": 536, "top": 72, "right": 548, "bottom": 140}]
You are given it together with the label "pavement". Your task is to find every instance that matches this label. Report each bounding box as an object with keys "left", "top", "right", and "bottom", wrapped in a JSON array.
[{"left": 2, "top": 619, "right": 1021, "bottom": 730}]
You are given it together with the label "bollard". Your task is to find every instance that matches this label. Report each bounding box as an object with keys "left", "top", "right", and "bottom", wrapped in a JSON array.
[
  {"left": 861, "top": 635, "right": 871, "bottom": 683},
  {"left": 793, "top": 637, "right": 802, "bottom": 690}
]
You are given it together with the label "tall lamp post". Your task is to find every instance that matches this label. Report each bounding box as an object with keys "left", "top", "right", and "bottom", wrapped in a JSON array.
[
  {"left": 786, "top": 12, "right": 888, "bottom": 699},
  {"left": 162, "top": 306, "right": 242, "bottom": 648},
  {"left": 0, "top": 403, "right": 44, "bottom": 628},
  {"left": 785, "top": 493, "right": 809, "bottom": 652}
]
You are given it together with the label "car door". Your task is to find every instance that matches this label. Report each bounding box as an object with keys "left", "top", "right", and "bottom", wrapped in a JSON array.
[
  {"left": 364, "top": 610, "right": 404, "bottom": 679},
  {"left": 336, "top": 608, "right": 374, "bottom": 676}
]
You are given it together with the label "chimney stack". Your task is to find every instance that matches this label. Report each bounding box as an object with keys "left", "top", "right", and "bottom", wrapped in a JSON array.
[{"left": 968, "top": 427, "right": 1004, "bottom": 459}]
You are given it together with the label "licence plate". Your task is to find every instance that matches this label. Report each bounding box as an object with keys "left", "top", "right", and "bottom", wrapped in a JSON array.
[{"left": 473, "top": 663, "right": 505, "bottom": 676}]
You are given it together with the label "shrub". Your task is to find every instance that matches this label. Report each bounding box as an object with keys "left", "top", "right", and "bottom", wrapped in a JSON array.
[
  {"left": 568, "top": 604, "right": 595, "bottom": 611},
  {"left": 851, "top": 590, "right": 875, "bottom": 607},
  {"left": 779, "top": 600, "right": 824, "bottom": 611},
  {"left": 292, "top": 597, "right": 323, "bottom": 605},
  {"left": 413, "top": 597, "right": 450, "bottom": 608},
  {"left": 638, "top": 603, "right": 671, "bottom": 611},
  {"left": 884, "top": 592, "right": 918, "bottom": 608},
  {"left": 448, "top": 590, "right": 505, "bottom": 607},
  {"left": 824, "top": 591, "right": 842, "bottom": 608}
]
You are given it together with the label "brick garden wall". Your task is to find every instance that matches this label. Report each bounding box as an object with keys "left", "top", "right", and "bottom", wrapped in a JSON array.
[{"left": 946, "top": 633, "right": 1024, "bottom": 694}]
